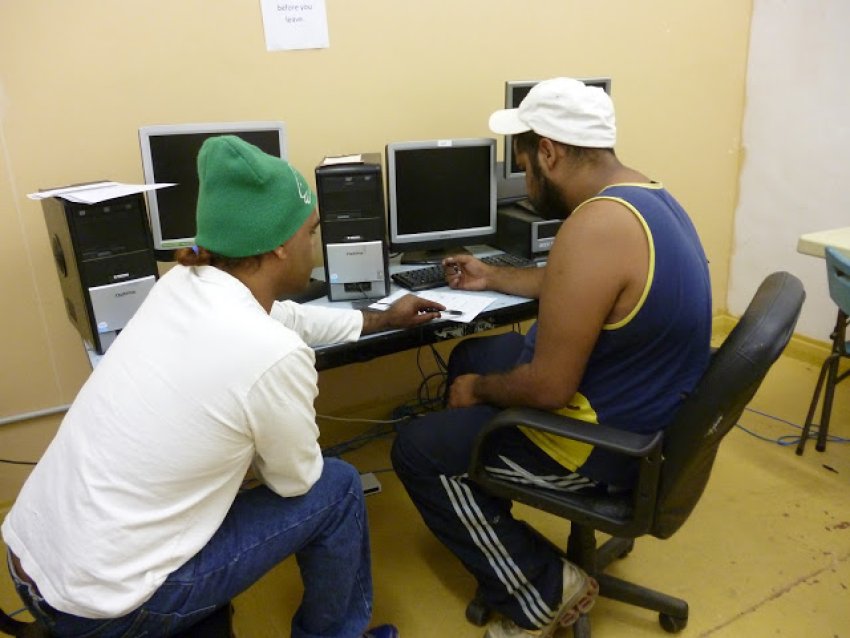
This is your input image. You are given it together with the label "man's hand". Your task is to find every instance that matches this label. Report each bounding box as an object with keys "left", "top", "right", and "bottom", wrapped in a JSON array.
[
  {"left": 445, "top": 254, "right": 545, "bottom": 298},
  {"left": 360, "top": 294, "right": 444, "bottom": 334},
  {"left": 443, "top": 255, "right": 491, "bottom": 291},
  {"left": 447, "top": 373, "right": 482, "bottom": 408}
]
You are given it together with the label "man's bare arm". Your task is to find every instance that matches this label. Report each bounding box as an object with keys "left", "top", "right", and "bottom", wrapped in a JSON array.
[{"left": 448, "top": 200, "right": 649, "bottom": 410}]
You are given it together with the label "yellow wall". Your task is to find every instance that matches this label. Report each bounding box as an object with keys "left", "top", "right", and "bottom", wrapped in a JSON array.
[{"left": 0, "top": 2, "right": 752, "bottom": 428}]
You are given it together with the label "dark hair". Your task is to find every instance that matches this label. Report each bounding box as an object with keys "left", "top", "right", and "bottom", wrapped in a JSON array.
[
  {"left": 513, "top": 130, "right": 615, "bottom": 167},
  {"left": 174, "top": 246, "right": 264, "bottom": 272}
]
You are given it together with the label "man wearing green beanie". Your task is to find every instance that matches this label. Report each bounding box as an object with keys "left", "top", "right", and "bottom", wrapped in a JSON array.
[{"left": 3, "top": 135, "right": 441, "bottom": 638}]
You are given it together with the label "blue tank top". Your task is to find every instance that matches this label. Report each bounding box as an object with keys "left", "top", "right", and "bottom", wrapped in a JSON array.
[{"left": 518, "top": 183, "right": 711, "bottom": 487}]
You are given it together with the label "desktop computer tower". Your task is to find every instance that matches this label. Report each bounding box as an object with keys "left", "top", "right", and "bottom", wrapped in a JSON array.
[
  {"left": 495, "top": 204, "right": 563, "bottom": 259},
  {"left": 41, "top": 193, "right": 158, "bottom": 354},
  {"left": 315, "top": 154, "right": 390, "bottom": 301}
]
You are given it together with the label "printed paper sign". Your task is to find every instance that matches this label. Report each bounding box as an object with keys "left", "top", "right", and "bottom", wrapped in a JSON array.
[{"left": 260, "top": 0, "right": 330, "bottom": 51}]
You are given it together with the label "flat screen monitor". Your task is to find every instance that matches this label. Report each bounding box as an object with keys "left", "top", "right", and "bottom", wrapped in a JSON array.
[
  {"left": 503, "top": 77, "right": 611, "bottom": 180},
  {"left": 386, "top": 138, "right": 497, "bottom": 264},
  {"left": 139, "top": 121, "right": 287, "bottom": 254}
]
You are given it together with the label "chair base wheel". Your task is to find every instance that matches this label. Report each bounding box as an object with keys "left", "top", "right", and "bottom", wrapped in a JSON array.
[
  {"left": 659, "top": 612, "right": 688, "bottom": 633},
  {"left": 466, "top": 598, "right": 491, "bottom": 626}
]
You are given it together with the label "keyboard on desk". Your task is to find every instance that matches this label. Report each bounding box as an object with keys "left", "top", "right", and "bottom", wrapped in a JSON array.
[
  {"left": 391, "top": 253, "right": 537, "bottom": 292},
  {"left": 480, "top": 253, "right": 537, "bottom": 268},
  {"left": 391, "top": 265, "right": 446, "bottom": 292}
]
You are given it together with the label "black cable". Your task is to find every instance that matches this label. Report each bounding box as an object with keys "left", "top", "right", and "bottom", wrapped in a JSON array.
[
  {"left": 428, "top": 343, "right": 448, "bottom": 373},
  {"left": 416, "top": 372, "right": 446, "bottom": 409},
  {"left": 321, "top": 422, "right": 396, "bottom": 457},
  {"left": 414, "top": 343, "right": 448, "bottom": 411},
  {"left": 0, "top": 459, "right": 37, "bottom": 466}
]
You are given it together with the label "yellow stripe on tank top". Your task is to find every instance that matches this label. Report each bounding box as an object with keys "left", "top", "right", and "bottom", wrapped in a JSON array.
[{"left": 572, "top": 194, "right": 656, "bottom": 331}]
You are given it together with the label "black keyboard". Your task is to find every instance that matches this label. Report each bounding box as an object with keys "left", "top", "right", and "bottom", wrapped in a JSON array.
[
  {"left": 391, "top": 253, "right": 537, "bottom": 292},
  {"left": 391, "top": 265, "right": 446, "bottom": 292},
  {"left": 480, "top": 253, "right": 537, "bottom": 268}
]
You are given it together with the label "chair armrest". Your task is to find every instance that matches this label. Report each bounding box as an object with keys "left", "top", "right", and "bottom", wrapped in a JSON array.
[
  {"left": 469, "top": 407, "right": 664, "bottom": 538},
  {"left": 477, "top": 407, "right": 664, "bottom": 458}
]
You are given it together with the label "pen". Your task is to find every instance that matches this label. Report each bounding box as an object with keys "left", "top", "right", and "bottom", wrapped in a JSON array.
[
  {"left": 370, "top": 301, "right": 463, "bottom": 316},
  {"left": 422, "top": 307, "right": 463, "bottom": 316}
]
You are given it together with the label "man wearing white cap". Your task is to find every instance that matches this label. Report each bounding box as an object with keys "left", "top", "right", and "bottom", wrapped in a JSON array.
[{"left": 392, "top": 78, "right": 711, "bottom": 637}]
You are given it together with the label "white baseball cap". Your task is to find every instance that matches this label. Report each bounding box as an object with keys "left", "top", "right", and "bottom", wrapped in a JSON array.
[{"left": 489, "top": 77, "right": 616, "bottom": 148}]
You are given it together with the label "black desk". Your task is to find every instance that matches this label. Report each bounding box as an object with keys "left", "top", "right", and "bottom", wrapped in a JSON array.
[
  {"left": 311, "top": 293, "right": 537, "bottom": 371},
  {"left": 305, "top": 249, "right": 540, "bottom": 370},
  {"left": 84, "top": 250, "right": 539, "bottom": 371}
]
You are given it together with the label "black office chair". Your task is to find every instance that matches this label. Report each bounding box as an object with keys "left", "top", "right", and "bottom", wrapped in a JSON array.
[
  {"left": 796, "top": 246, "right": 850, "bottom": 455},
  {"left": 465, "top": 271, "right": 805, "bottom": 636},
  {"left": 0, "top": 603, "right": 233, "bottom": 637}
]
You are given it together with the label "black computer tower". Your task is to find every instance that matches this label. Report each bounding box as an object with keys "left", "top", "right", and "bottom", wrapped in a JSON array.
[
  {"left": 41, "top": 193, "right": 158, "bottom": 354},
  {"left": 315, "top": 154, "right": 390, "bottom": 301}
]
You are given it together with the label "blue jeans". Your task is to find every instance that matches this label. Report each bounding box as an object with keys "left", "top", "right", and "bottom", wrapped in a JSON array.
[{"left": 8, "top": 457, "right": 372, "bottom": 638}]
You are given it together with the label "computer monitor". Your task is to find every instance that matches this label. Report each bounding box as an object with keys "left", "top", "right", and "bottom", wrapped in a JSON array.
[
  {"left": 386, "top": 138, "right": 497, "bottom": 264},
  {"left": 138, "top": 121, "right": 287, "bottom": 254},
  {"left": 503, "top": 77, "right": 611, "bottom": 180}
]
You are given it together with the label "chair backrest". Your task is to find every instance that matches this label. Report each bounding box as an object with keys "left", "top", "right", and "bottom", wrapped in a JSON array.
[
  {"left": 825, "top": 246, "right": 850, "bottom": 316},
  {"left": 651, "top": 271, "right": 805, "bottom": 539}
]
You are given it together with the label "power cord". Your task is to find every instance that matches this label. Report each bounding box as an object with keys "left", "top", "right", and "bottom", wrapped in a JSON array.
[
  {"left": 736, "top": 406, "right": 850, "bottom": 447},
  {"left": 318, "top": 414, "right": 409, "bottom": 458},
  {"left": 319, "top": 343, "right": 453, "bottom": 461},
  {"left": 389, "top": 343, "right": 451, "bottom": 420}
]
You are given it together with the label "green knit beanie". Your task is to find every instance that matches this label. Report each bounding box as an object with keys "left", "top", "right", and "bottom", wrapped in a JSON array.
[{"left": 194, "top": 135, "right": 316, "bottom": 257}]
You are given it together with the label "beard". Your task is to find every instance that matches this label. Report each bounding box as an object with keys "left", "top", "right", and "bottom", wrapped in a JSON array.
[{"left": 527, "top": 160, "right": 571, "bottom": 220}]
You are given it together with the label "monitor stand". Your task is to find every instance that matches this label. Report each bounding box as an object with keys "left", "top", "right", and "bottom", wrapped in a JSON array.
[{"left": 400, "top": 246, "right": 471, "bottom": 265}]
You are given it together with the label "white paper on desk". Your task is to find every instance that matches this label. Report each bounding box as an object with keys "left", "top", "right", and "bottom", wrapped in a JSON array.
[
  {"left": 28, "top": 182, "right": 175, "bottom": 204},
  {"left": 370, "top": 290, "right": 497, "bottom": 324}
]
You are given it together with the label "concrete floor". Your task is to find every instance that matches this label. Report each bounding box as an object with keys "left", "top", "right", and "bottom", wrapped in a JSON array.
[{"left": 2, "top": 349, "right": 848, "bottom": 637}]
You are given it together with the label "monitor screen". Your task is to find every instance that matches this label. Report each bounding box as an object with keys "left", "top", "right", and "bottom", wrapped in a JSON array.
[
  {"left": 503, "top": 77, "right": 611, "bottom": 180},
  {"left": 386, "top": 138, "right": 497, "bottom": 264},
  {"left": 138, "top": 121, "right": 287, "bottom": 253}
]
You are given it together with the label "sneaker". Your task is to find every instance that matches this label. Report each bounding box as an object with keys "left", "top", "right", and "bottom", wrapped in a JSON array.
[
  {"left": 484, "top": 561, "right": 599, "bottom": 638},
  {"left": 363, "top": 624, "right": 399, "bottom": 638}
]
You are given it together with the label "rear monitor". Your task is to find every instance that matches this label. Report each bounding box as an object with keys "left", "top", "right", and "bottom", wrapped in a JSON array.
[
  {"left": 503, "top": 77, "right": 611, "bottom": 180},
  {"left": 139, "top": 121, "right": 287, "bottom": 255},
  {"left": 386, "top": 138, "right": 497, "bottom": 264}
]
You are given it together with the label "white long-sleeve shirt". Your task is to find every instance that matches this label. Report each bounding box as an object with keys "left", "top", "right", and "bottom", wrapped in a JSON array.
[{"left": 1, "top": 265, "right": 363, "bottom": 618}]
